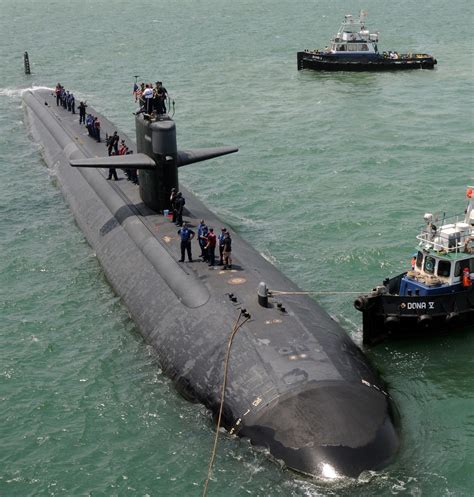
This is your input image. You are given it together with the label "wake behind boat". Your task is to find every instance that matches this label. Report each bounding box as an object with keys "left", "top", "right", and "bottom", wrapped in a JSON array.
[
  {"left": 297, "top": 12, "right": 437, "bottom": 72},
  {"left": 355, "top": 188, "right": 474, "bottom": 346}
]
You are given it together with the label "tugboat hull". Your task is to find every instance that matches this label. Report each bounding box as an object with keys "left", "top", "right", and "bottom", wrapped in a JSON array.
[
  {"left": 297, "top": 52, "right": 437, "bottom": 71},
  {"left": 355, "top": 275, "right": 474, "bottom": 346}
]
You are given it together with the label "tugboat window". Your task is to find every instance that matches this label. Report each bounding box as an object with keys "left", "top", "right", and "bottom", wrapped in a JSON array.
[
  {"left": 454, "top": 259, "right": 471, "bottom": 277},
  {"left": 437, "top": 260, "right": 451, "bottom": 277},
  {"left": 424, "top": 256, "right": 436, "bottom": 274},
  {"left": 416, "top": 251, "right": 423, "bottom": 269}
]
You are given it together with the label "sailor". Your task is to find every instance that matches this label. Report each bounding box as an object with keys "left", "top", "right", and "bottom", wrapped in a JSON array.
[
  {"left": 462, "top": 267, "right": 472, "bottom": 287},
  {"left": 218, "top": 228, "right": 227, "bottom": 265},
  {"left": 142, "top": 84, "right": 154, "bottom": 114},
  {"left": 205, "top": 228, "right": 217, "bottom": 266},
  {"left": 94, "top": 117, "right": 101, "bottom": 143},
  {"left": 69, "top": 93, "right": 75, "bottom": 114},
  {"left": 106, "top": 145, "right": 118, "bottom": 180},
  {"left": 178, "top": 222, "right": 195, "bottom": 262},
  {"left": 78, "top": 101, "right": 87, "bottom": 124},
  {"left": 107, "top": 166, "right": 118, "bottom": 181},
  {"left": 66, "top": 91, "right": 72, "bottom": 111},
  {"left": 111, "top": 131, "right": 120, "bottom": 154},
  {"left": 106, "top": 133, "right": 114, "bottom": 156},
  {"left": 119, "top": 140, "right": 127, "bottom": 155},
  {"left": 156, "top": 81, "right": 168, "bottom": 114},
  {"left": 86, "top": 114, "right": 93, "bottom": 135},
  {"left": 197, "top": 220, "right": 209, "bottom": 261},
  {"left": 133, "top": 81, "right": 139, "bottom": 102},
  {"left": 222, "top": 231, "right": 232, "bottom": 269},
  {"left": 125, "top": 150, "right": 138, "bottom": 184},
  {"left": 170, "top": 188, "right": 177, "bottom": 223},
  {"left": 175, "top": 192, "right": 185, "bottom": 226},
  {"left": 55, "top": 83, "right": 62, "bottom": 106}
]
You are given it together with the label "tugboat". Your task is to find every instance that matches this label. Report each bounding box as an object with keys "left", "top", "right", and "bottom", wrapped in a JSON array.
[
  {"left": 355, "top": 188, "right": 474, "bottom": 346},
  {"left": 297, "top": 12, "right": 437, "bottom": 72}
]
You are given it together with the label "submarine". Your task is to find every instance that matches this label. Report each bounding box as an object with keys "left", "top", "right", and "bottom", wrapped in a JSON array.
[{"left": 23, "top": 87, "right": 399, "bottom": 479}]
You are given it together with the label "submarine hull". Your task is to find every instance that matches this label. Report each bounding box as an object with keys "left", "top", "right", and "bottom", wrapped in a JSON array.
[{"left": 23, "top": 88, "right": 399, "bottom": 478}]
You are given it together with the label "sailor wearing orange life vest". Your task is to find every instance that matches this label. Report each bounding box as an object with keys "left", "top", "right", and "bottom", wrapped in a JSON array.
[{"left": 462, "top": 267, "right": 472, "bottom": 287}]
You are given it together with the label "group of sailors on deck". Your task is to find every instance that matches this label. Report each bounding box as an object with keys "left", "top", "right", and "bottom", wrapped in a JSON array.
[
  {"left": 55, "top": 83, "right": 76, "bottom": 113},
  {"left": 133, "top": 81, "right": 168, "bottom": 115}
]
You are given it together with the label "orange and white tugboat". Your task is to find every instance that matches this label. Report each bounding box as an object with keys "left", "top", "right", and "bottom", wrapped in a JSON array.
[{"left": 355, "top": 187, "right": 474, "bottom": 346}]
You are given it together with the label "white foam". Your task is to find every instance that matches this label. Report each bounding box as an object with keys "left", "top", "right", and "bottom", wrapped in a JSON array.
[{"left": 0, "top": 86, "right": 53, "bottom": 98}]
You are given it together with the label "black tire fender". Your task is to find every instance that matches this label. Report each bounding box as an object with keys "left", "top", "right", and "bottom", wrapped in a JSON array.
[
  {"left": 354, "top": 296, "right": 368, "bottom": 311},
  {"left": 418, "top": 314, "right": 433, "bottom": 328}
]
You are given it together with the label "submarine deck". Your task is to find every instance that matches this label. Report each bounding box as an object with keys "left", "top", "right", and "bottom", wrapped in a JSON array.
[{"left": 34, "top": 89, "right": 298, "bottom": 323}]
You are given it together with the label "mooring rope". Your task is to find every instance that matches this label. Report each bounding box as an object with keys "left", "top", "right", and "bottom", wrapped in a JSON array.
[
  {"left": 202, "top": 310, "right": 250, "bottom": 497},
  {"left": 269, "top": 290, "right": 362, "bottom": 296}
]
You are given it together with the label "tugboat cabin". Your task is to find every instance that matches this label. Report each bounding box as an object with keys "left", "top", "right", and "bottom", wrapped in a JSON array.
[
  {"left": 401, "top": 208, "right": 474, "bottom": 296},
  {"left": 328, "top": 13, "right": 380, "bottom": 60}
]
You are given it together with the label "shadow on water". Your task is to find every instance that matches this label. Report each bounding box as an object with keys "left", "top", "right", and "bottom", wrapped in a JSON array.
[{"left": 298, "top": 68, "right": 381, "bottom": 89}]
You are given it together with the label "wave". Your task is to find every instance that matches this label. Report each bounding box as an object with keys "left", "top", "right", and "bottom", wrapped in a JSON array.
[{"left": 0, "top": 85, "right": 53, "bottom": 98}]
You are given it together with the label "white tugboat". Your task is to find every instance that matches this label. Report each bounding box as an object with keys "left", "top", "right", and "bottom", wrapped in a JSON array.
[
  {"left": 297, "top": 12, "right": 437, "bottom": 71},
  {"left": 355, "top": 187, "right": 474, "bottom": 346}
]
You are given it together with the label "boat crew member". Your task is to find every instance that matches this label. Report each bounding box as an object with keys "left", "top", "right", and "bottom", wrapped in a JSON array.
[
  {"left": 205, "top": 228, "right": 217, "bottom": 266},
  {"left": 94, "top": 117, "right": 101, "bottom": 143},
  {"left": 55, "top": 83, "right": 62, "bottom": 106},
  {"left": 197, "top": 220, "right": 209, "bottom": 260},
  {"left": 170, "top": 188, "right": 177, "bottom": 223},
  {"left": 156, "top": 81, "right": 168, "bottom": 114},
  {"left": 218, "top": 228, "right": 227, "bottom": 265},
  {"left": 178, "top": 222, "right": 195, "bottom": 262},
  {"left": 222, "top": 231, "right": 232, "bottom": 269},
  {"left": 78, "top": 101, "right": 87, "bottom": 124},
  {"left": 142, "top": 84, "right": 154, "bottom": 114},
  {"left": 106, "top": 134, "right": 113, "bottom": 156},
  {"left": 175, "top": 192, "right": 185, "bottom": 226},
  {"left": 69, "top": 93, "right": 75, "bottom": 114},
  {"left": 462, "top": 267, "right": 472, "bottom": 287}
]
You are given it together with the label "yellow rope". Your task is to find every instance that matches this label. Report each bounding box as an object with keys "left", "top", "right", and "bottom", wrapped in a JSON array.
[{"left": 202, "top": 310, "right": 250, "bottom": 497}]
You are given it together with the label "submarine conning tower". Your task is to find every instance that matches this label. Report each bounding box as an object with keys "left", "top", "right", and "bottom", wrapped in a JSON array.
[
  {"left": 135, "top": 115, "right": 178, "bottom": 213},
  {"left": 135, "top": 113, "right": 237, "bottom": 213}
]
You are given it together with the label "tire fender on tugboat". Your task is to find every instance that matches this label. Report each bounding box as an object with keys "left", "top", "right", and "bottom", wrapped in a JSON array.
[
  {"left": 445, "top": 311, "right": 459, "bottom": 324},
  {"left": 384, "top": 315, "right": 400, "bottom": 329},
  {"left": 418, "top": 314, "right": 433, "bottom": 328},
  {"left": 354, "top": 296, "right": 368, "bottom": 311}
]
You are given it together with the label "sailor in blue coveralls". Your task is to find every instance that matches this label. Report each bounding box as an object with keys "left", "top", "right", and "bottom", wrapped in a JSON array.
[{"left": 178, "top": 222, "right": 195, "bottom": 262}]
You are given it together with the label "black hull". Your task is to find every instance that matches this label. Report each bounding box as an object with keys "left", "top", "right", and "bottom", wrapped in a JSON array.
[
  {"left": 355, "top": 275, "right": 474, "bottom": 346},
  {"left": 297, "top": 52, "right": 437, "bottom": 72}
]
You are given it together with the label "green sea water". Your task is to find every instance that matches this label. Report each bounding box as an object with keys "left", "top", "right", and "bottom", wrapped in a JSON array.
[{"left": 0, "top": 0, "right": 473, "bottom": 495}]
